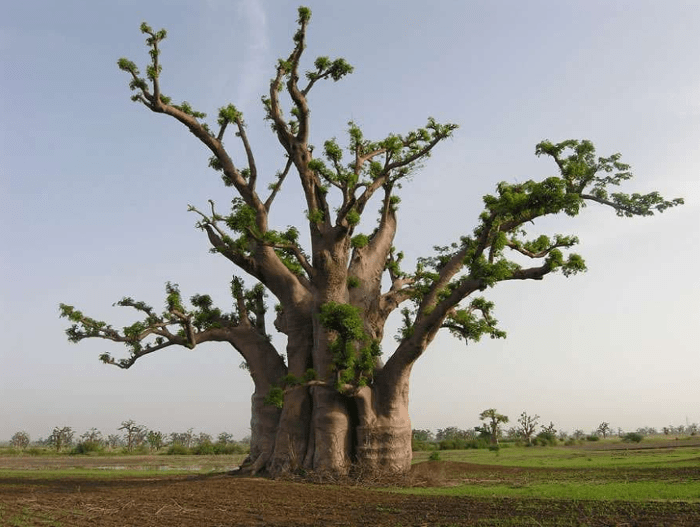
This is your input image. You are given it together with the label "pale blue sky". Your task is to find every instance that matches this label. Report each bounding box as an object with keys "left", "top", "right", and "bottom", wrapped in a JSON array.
[{"left": 1, "top": 0, "right": 698, "bottom": 442}]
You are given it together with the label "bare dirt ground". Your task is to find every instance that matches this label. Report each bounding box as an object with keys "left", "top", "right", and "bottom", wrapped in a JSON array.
[{"left": 2, "top": 461, "right": 700, "bottom": 526}]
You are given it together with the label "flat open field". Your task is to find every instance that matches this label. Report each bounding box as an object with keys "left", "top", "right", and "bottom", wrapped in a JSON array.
[{"left": 1, "top": 440, "right": 699, "bottom": 526}]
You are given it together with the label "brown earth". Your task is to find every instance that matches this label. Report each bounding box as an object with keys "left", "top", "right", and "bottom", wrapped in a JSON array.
[{"left": 1, "top": 462, "right": 699, "bottom": 526}]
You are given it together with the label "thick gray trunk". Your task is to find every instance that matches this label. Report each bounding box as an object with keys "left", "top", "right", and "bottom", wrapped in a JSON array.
[{"left": 249, "top": 370, "right": 413, "bottom": 478}]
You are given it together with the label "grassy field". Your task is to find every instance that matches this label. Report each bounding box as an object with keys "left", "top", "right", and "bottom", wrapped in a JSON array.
[
  {"left": 404, "top": 439, "right": 700, "bottom": 503},
  {"left": 0, "top": 440, "right": 698, "bottom": 525}
]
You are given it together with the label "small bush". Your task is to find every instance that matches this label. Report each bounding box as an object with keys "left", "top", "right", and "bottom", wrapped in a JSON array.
[
  {"left": 71, "top": 440, "right": 104, "bottom": 455},
  {"left": 166, "top": 444, "right": 190, "bottom": 455},
  {"left": 534, "top": 431, "right": 557, "bottom": 446},
  {"left": 429, "top": 451, "right": 441, "bottom": 461},
  {"left": 586, "top": 435, "right": 600, "bottom": 442},
  {"left": 412, "top": 439, "right": 435, "bottom": 451},
  {"left": 622, "top": 432, "right": 643, "bottom": 443},
  {"left": 213, "top": 442, "right": 248, "bottom": 455},
  {"left": 438, "top": 438, "right": 488, "bottom": 450},
  {"left": 192, "top": 441, "right": 215, "bottom": 455}
]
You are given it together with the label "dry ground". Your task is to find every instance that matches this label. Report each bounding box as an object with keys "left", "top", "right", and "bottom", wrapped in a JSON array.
[{"left": 2, "top": 461, "right": 699, "bottom": 526}]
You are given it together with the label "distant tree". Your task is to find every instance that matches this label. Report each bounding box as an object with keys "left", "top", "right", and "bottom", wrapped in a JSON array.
[
  {"left": 572, "top": 429, "right": 585, "bottom": 440},
  {"left": 197, "top": 432, "right": 213, "bottom": 446},
  {"left": 622, "top": 432, "right": 643, "bottom": 443},
  {"left": 412, "top": 429, "right": 434, "bottom": 442},
  {"left": 596, "top": 422, "right": 611, "bottom": 439},
  {"left": 170, "top": 428, "right": 195, "bottom": 448},
  {"left": 687, "top": 423, "right": 698, "bottom": 436},
  {"left": 48, "top": 426, "right": 74, "bottom": 452},
  {"left": 557, "top": 430, "right": 569, "bottom": 442},
  {"left": 541, "top": 422, "right": 557, "bottom": 436},
  {"left": 535, "top": 422, "right": 558, "bottom": 446},
  {"left": 217, "top": 432, "right": 235, "bottom": 444},
  {"left": 516, "top": 412, "right": 540, "bottom": 445},
  {"left": 479, "top": 409, "right": 509, "bottom": 446},
  {"left": 146, "top": 430, "right": 165, "bottom": 451},
  {"left": 106, "top": 434, "right": 123, "bottom": 449},
  {"left": 662, "top": 426, "right": 671, "bottom": 436},
  {"left": 119, "top": 420, "right": 146, "bottom": 451},
  {"left": 10, "top": 431, "right": 30, "bottom": 450},
  {"left": 435, "top": 427, "right": 471, "bottom": 441},
  {"left": 80, "top": 428, "right": 103, "bottom": 444},
  {"left": 636, "top": 426, "right": 657, "bottom": 436}
]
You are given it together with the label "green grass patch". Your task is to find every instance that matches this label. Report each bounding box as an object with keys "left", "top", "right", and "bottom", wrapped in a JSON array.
[
  {"left": 403, "top": 444, "right": 700, "bottom": 504},
  {"left": 412, "top": 444, "right": 700, "bottom": 469},
  {"left": 392, "top": 480, "right": 700, "bottom": 502}
]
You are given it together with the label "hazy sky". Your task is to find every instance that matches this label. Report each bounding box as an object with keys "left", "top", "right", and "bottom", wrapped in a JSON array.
[{"left": 2, "top": 0, "right": 698, "bottom": 442}]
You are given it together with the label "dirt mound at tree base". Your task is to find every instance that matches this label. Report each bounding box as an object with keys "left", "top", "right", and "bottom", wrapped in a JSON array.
[{"left": 2, "top": 471, "right": 699, "bottom": 526}]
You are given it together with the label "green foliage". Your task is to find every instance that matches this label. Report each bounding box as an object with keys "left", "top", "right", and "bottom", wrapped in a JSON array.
[
  {"left": 225, "top": 198, "right": 258, "bottom": 234},
  {"left": 350, "top": 234, "right": 369, "bottom": 249},
  {"left": 306, "top": 208, "right": 324, "bottom": 224},
  {"left": 71, "top": 440, "right": 104, "bottom": 455},
  {"left": 264, "top": 386, "right": 284, "bottom": 408},
  {"left": 297, "top": 6, "right": 311, "bottom": 23},
  {"left": 439, "top": 438, "right": 489, "bottom": 450},
  {"left": 319, "top": 302, "right": 381, "bottom": 389},
  {"left": 319, "top": 302, "right": 365, "bottom": 340},
  {"left": 166, "top": 443, "right": 190, "bottom": 455},
  {"left": 303, "top": 368, "right": 318, "bottom": 382},
  {"left": 217, "top": 104, "right": 241, "bottom": 125},
  {"left": 10, "top": 432, "right": 30, "bottom": 450},
  {"left": 165, "top": 282, "right": 184, "bottom": 312},
  {"left": 346, "top": 276, "right": 360, "bottom": 288},
  {"left": 429, "top": 451, "right": 441, "bottom": 461},
  {"left": 443, "top": 297, "right": 506, "bottom": 344},
  {"left": 345, "top": 209, "right": 360, "bottom": 225},
  {"left": 534, "top": 430, "right": 558, "bottom": 447},
  {"left": 173, "top": 101, "right": 206, "bottom": 119},
  {"left": 623, "top": 432, "right": 644, "bottom": 443}
]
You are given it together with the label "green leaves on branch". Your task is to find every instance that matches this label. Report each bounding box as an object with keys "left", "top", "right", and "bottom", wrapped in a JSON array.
[
  {"left": 297, "top": 6, "right": 312, "bottom": 24},
  {"left": 604, "top": 191, "right": 684, "bottom": 217},
  {"left": 60, "top": 280, "right": 269, "bottom": 368},
  {"left": 117, "top": 22, "right": 167, "bottom": 102},
  {"left": 443, "top": 297, "right": 506, "bottom": 344},
  {"left": 218, "top": 104, "right": 241, "bottom": 126},
  {"left": 173, "top": 101, "right": 206, "bottom": 119},
  {"left": 319, "top": 302, "right": 381, "bottom": 390},
  {"left": 535, "top": 139, "right": 683, "bottom": 217},
  {"left": 305, "top": 56, "right": 354, "bottom": 83}
]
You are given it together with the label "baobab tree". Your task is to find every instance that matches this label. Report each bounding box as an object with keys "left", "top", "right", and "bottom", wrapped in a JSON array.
[
  {"left": 517, "top": 412, "right": 540, "bottom": 446},
  {"left": 479, "top": 409, "right": 509, "bottom": 446},
  {"left": 60, "top": 7, "right": 682, "bottom": 477}
]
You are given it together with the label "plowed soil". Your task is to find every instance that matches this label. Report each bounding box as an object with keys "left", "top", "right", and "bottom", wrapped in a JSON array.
[{"left": 1, "top": 462, "right": 699, "bottom": 526}]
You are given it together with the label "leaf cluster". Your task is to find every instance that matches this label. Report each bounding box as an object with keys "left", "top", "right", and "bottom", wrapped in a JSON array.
[{"left": 319, "top": 302, "right": 381, "bottom": 390}]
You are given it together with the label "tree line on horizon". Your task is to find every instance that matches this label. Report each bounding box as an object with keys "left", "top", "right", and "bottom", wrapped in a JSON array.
[
  {"left": 5, "top": 412, "right": 697, "bottom": 454},
  {"left": 4, "top": 420, "right": 250, "bottom": 455},
  {"left": 411, "top": 410, "right": 699, "bottom": 451}
]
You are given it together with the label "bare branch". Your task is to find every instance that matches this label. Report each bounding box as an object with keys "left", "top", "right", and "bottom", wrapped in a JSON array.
[
  {"left": 235, "top": 117, "right": 258, "bottom": 191},
  {"left": 265, "top": 157, "right": 293, "bottom": 211}
]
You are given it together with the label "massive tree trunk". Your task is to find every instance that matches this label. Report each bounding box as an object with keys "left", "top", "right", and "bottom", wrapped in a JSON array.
[{"left": 247, "top": 370, "right": 413, "bottom": 477}]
